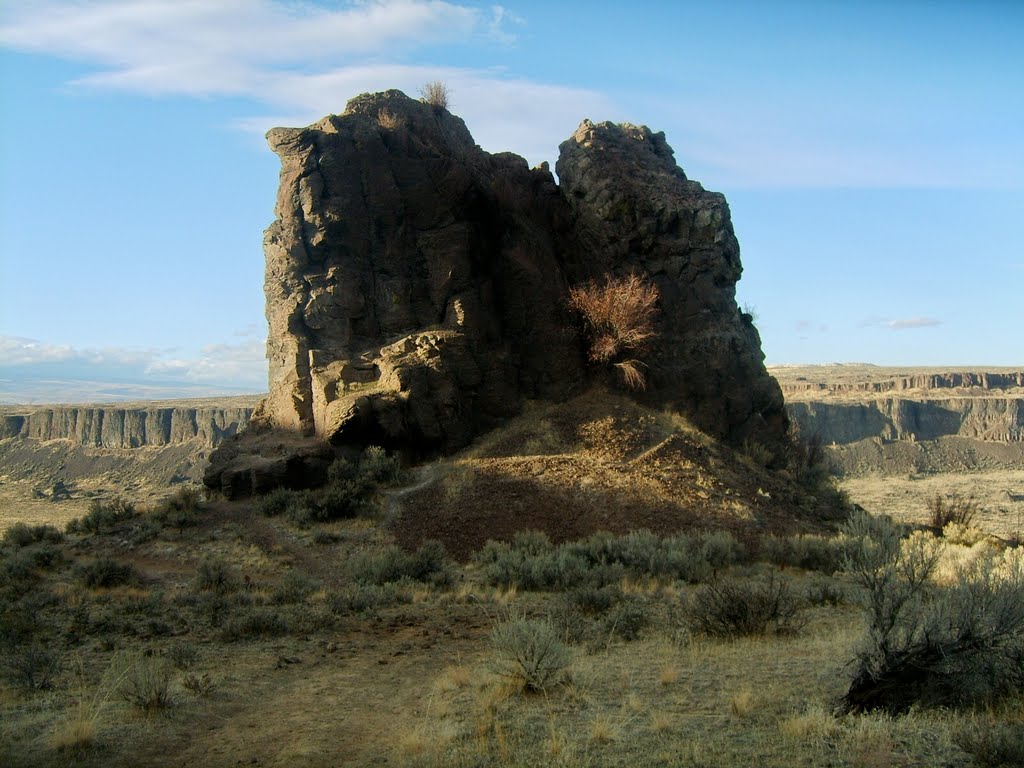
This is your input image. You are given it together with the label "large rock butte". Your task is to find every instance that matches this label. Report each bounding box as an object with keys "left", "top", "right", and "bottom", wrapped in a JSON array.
[{"left": 206, "top": 90, "right": 787, "bottom": 496}]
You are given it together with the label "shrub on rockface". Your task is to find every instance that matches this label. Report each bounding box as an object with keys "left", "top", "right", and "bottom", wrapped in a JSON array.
[
  {"left": 568, "top": 273, "right": 660, "bottom": 390},
  {"left": 419, "top": 80, "right": 450, "bottom": 110}
]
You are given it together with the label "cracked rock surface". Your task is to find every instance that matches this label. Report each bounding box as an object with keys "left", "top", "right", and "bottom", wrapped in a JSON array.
[{"left": 207, "top": 90, "right": 787, "bottom": 496}]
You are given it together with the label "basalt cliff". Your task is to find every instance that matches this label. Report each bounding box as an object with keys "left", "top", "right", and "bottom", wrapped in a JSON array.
[
  {"left": 206, "top": 90, "right": 787, "bottom": 497},
  {"left": 771, "top": 365, "right": 1024, "bottom": 478}
]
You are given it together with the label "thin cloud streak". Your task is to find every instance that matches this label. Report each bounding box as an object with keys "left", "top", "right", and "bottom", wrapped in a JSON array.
[
  {"left": 858, "top": 317, "right": 943, "bottom": 331},
  {"left": 887, "top": 317, "right": 942, "bottom": 331},
  {"left": 0, "top": 335, "right": 266, "bottom": 390}
]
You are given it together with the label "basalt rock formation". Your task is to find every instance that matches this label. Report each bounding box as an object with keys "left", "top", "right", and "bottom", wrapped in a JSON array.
[
  {"left": 206, "top": 90, "right": 786, "bottom": 496},
  {"left": 0, "top": 404, "right": 253, "bottom": 448}
]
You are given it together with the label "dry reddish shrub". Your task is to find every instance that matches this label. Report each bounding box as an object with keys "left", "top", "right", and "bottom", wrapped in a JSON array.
[{"left": 568, "top": 273, "right": 659, "bottom": 390}]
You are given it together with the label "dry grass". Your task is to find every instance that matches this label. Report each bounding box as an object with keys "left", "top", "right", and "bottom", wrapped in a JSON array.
[
  {"left": 377, "top": 108, "right": 401, "bottom": 130},
  {"left": 419, "top": 80, "right": 450, "bottom": 109},
  {"left": 730, "top": 689, "right": 757, "bottom": 718}
]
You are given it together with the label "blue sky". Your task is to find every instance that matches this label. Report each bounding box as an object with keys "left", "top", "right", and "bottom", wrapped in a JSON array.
[{"left": 1, "top": 0, "right": 1022, "bottom": 403}]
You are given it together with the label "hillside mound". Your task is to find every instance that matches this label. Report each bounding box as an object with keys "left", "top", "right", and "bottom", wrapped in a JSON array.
[{"left": 390, "top": 389, "right": 842, "bottom": 559}]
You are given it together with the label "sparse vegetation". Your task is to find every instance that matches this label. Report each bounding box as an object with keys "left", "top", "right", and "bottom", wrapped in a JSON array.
[
  {"left": 954, "top": 718, "right": 1024, "bottom": 767},
  {"left": 77, "top": 556, "right": 138, "bottom": 588},
  {"left": 3, "top": 643, "right": 62, "bottom": 690},
  {"left": 490, "top": 615, "right": 570, "bottom": 693},
  {"left": 568, "top": 272, "right": 660, "bottom": 390},
  {"left": 929, "top": 492, "right": 979, "bottom": 531},
  {"left": 419, "top": 80, "right": 450, "bottom": 109},
  {"left": 114, "top": 652, "right": 174, "bottom": 712},
  {"left": 66, "top": 496, "right": 136, "bottom": 534},
  {"left": 840, "top": 510, "right": 1024, "bottom": 713},
  {"left": 1, "top": 385, "right": 1018, "bottom": 767},
  {"left": 685, "top": 571, "right": 806, "bottom": 638}
]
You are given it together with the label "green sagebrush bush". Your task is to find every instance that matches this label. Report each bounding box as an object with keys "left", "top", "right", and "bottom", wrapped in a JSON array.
[
  {"left": 254, "top": 446, "right": 402, "bottom": 525},
  {"left": 220, "top": 608, "right": 289, "bottom": 641},
  {"left": 490, "top": 615, "right": 570, "bottom": 693},
  {"left": 76, "top": 557, "right": 138, "bottom": 589},
  {"left": 839, "top": 510, "right": 1024, "bottom": 714},
  {"left": 473, "top": 529, "right": 746, "bottom": 591},
  {"left": 2, "top": 523, "right": 63, "bottom": 549},
  {"left": 348, "top": 540, "right": 451, "bottom": 587},
  {"left": 66, "top": 497, "right": 136, "bottom": 534},
  {"left": 759, "top": 533, "right": 853, "bottom": 574}
]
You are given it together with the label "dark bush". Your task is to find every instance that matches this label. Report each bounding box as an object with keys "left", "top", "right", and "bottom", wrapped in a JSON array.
[
  {"left": 254, "top": 486, "right": 295, "bottom": 517},
  {"left": 220, "top": 608, "right": 289, "bottom": 641},
  {"left": 839, "top": 511, "right": 1024, "bottom": 714},
  {"left": 568, "top": 585, "right": 621, "bottom": 616},
  {"left": 759, "top": 534, "right": 851, "bottom": 574},
  {"left": 114, "top": 653, "right": 174, "bottom": 711},
  {"left": 271, "top": 571, "right": 319, "bottom": 604},
  {"left": 3, "top": 523, "right": 63, "bottom": 549},
  {"left": 2, "top": 644, "right": 62, "bottom": 690},
  {"left": 77, "top": 557, "right": 137, "bottom": 588},
  {"left": 327, "top": 583, "right": 405, "bottom": 615},
  {"left": 66, "top": 497, "right": 136, "bottom": 534},
  {"left": 348, "top": 540, "right": 451, "bottom": 587},
  {"left": 602, "top": 598, "right": 649, "bottom": 642},
  {"left": 686, "top": 571, "right": 805, "bottom": 638},
  {"left": 929, "top": 493, "right": 979, "bottom": 531},
  {"left": 195, "top": 558, "right": 238, "bottom": 594},
  {"left": 154, "top": 487, "right": 203, "bottom": 530}
]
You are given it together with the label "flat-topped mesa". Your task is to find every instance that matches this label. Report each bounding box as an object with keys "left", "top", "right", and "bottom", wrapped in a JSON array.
[{"left": 207, "top": 90, "right": 786, "bottom": 496}]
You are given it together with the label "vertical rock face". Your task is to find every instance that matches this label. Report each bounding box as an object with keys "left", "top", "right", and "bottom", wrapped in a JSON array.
[
  {"left": 218, "top": 89, "right": 785, "bottom": 492},
  {"left": 255, "top": 90, "right": 587, "bottom": 454},
  {"left": 556, "top": 121, "right": 787, "bottom": 441}
]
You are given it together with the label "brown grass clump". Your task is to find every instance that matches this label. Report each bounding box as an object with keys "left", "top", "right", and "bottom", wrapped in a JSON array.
[
  {"left": 377, "top": 108, "right": 401, "bottom": 130},
  {"left": 568, "top": 273, "right": 660, "bottom": 390},
  {"left": 419, "top": 80, "right": 450, "bottom": 109}
]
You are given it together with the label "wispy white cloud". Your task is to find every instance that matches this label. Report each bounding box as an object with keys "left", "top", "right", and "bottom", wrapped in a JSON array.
[
  {"left": 886, "top": 317, "right": 942, "bottom": 331},
  {"left": 0, "top": 0, "right": 604, "bottom": 167},
  {"left": 859, "top": 316, "right": 942, "bottom": 331},
  {"left": 0, "top": 335, "right": 266, "bottom": 393}
]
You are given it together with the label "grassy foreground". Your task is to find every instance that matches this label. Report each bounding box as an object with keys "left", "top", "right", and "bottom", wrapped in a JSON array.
[{"left": 2, "top": 487, "right": 1021, "bottom": 768}]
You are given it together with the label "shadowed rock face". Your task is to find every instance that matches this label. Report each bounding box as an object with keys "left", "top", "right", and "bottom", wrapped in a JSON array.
[
  {"left": 557, "top": 120, "right": 787, "bottom": 441},
  {"left": 208, "top": 90, "right": 786, "bottom": 495}
]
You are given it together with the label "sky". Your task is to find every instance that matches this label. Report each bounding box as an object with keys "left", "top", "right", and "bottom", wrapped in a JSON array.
[{"left": 1, "top": 0, "right": 1022, "bottom": 403}]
